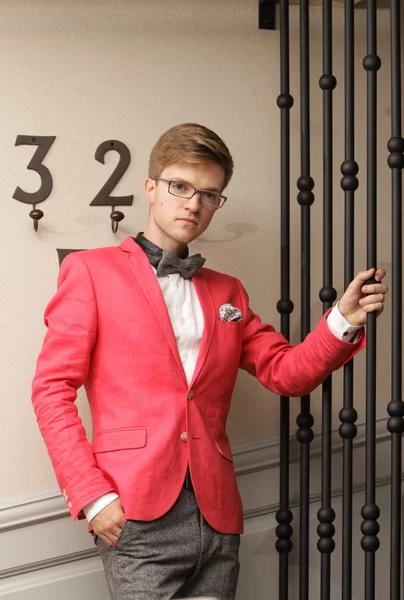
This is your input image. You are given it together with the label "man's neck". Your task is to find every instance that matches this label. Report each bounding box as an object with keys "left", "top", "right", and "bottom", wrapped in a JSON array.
[{"left": 142, "top": 228, "right": 187, "bottom": 257}]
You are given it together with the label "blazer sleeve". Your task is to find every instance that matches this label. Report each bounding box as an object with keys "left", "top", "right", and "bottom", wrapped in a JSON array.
[
  {"left": 236, "top": 280, "right": 365, "bottom": 397},
  {"left": 31, "top": 253, "right": 115, "bottom": 520}
]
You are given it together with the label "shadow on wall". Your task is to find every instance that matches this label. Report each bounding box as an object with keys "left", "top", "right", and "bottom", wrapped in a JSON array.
[
  {"left": 56, "top": 222, "right": 259, "bottom": 265},
  {"left": 199, "top": 222, "right": 259, "bottom": 243}
]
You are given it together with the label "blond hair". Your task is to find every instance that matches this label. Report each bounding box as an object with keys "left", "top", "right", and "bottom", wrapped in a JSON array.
[{"left": 148, "top": 123, "right": 234, "bottom": 189}]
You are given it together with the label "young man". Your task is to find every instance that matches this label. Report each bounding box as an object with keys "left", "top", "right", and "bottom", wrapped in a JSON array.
[{"left": 31, "top": 123, "right": 387, "bottom": 600}]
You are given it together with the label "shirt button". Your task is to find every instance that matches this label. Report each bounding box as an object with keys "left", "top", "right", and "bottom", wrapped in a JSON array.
[
  {"left": 187, "top": 390, "right": 194, "bottom": 400},
  {"left": 180, "top": 432, "right": 188, "bottom": 442}
]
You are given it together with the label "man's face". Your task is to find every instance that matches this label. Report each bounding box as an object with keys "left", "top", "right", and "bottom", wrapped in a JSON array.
[{"left": 143, "top": 161, "right": 225, "bottom": 253}]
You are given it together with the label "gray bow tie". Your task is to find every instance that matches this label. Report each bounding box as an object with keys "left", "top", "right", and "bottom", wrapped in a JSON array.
[{"left": 156, "top": 251, "right": 206, "bottom": 279}]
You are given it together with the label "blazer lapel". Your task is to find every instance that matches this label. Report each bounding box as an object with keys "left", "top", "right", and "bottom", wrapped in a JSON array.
[
  {"left": 190, "top": 270, "right": 216, "bottom": 387},
  {"left": 119, "top": 237, "right": 187, "bottom": 385}
]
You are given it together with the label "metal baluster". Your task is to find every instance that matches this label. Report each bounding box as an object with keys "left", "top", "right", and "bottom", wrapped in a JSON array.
[
  {"left": 386, "top": 0, "right": 404, "bottom": 597},
  {"left": 318, "top": 0, "right": 337, "bottom": 597},
  {"left": 296, "top": 0, "right": 315, "bottom": 597},
  {"left": 360, "top": 0, "right": 381, "bottom": 597},
  {"left": 339, "top": 0, "right": 359, "bottom": 599},
  {"left": 275, "top": 0, "right": 294, "bottom": 596}
]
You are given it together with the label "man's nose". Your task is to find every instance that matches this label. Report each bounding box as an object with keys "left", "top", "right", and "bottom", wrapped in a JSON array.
[{"left": 183, "top": 192, "right": 201, "bottom": 212}]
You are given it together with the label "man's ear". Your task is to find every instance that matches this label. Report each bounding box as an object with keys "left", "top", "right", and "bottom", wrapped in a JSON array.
[{"left": 144, "top": 178, "right": 156, "bottom": 205}]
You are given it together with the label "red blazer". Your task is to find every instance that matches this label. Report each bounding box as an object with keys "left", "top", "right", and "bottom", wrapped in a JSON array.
[{"left": 31, "top": 236, "right": 364, "bottom": 534}]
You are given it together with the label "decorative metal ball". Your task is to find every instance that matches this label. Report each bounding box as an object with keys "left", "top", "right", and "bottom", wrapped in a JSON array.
[
  {"left": 319, "top": 74, "right": 337, "bottom": 90},
  {"left": 362, "top": 54, "right": 381, "bottom": 71},
  {"left": 276, "top": 93, "right": 294, "bottom": 109}
]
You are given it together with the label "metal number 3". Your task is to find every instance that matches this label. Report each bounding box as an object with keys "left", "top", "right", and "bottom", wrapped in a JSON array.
[{"left": 13, "top": 135, "right": 56, "bottom": 231}]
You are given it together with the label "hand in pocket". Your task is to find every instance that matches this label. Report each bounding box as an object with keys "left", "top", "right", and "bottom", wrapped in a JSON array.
[{"left": 91, "top": 497, "right": 126, "bottom": 548}]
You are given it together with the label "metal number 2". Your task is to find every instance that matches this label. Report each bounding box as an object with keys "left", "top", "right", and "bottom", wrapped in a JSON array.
[
  {"left": 13, "top": 135, "right": 56, "bottom": 230},
  {"left": 90, "top": 140, "right": 134, "bottom": 232}
]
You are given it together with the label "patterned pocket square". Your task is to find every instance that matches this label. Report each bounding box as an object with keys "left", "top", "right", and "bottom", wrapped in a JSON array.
[{"left": 219, "top": 303, "right": 243, "bottom": 322}]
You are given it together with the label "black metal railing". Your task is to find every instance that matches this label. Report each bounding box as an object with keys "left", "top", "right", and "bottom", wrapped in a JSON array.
[
  {"left": 386, "top": 0, "right": 404, "bottom": 599},
  {"left": 339, "top": 0, "right": 359, "bottom": 598},
  {"left": 275, "top": 0, "right": 294, "bottom": 596},
  {"left": 272, "top": 0, "right": 403, "bottom": 597},
  {"left": 296, "top": 0, "right": 315, "bottom": 596},
  {"left": 361, "top": 1, "right": 381, "bottom": 598},
  {"left": 318, "top": 0, "right": 338, "bottom": 597}
]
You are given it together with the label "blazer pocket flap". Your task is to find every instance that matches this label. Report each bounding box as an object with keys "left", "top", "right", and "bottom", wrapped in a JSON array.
[
  {"left": 215, "top": 438, "right": 233, "bottom": 462},
  {"left": 92, "top": 428, "right": 147, "bottom": 453}
]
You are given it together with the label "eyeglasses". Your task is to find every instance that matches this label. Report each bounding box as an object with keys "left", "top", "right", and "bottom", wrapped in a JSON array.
[{"left": 154, "top": 178, "right": 227, "bottom": 209}]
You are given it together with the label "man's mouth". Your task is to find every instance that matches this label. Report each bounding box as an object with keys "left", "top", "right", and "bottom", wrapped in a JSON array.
[{"left": 177, "top": 218, "right": 197, "bottom": 225}]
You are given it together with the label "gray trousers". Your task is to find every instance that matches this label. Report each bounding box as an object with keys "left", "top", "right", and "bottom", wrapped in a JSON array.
[{"left": 95, "top": 488, "right": 240, "bottom": 600}]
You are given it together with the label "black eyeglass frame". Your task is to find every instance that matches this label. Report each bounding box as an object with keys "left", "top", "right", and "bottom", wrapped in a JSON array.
[{"left": 154, "top": 177, "right": 227, "bottom": 209}]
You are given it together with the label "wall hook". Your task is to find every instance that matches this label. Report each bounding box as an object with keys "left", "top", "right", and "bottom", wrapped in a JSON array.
[
  {"left": 110, "top": 207, "right": 125, "bottom": 233},
  {"left": 29, "top": 205, "right": 44, "bottom": 232}
]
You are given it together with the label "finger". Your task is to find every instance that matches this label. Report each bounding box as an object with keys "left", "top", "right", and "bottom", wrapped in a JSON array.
[
  {"left": 361, "top": 283, "right": 388, "bottom": 295},
  {"left": 349, "top": 268, "right": 376, "bottom": 290},
  {"left": 99, "top": 531, "right": 119, "bottom": 548},
  {"left": 374, "top": 267, "right": 386, "bottom": 282},
  {"left": 377, "top": 305, "right": 385, "bottom": 316},
  {"left": 359, "top": 293, "right": 385, "bottom": 306},
  {"left": 116, "top": 514, "right": 126, "bottom": 528},
  {"left": 109, "top": 521, "right": 126, "bottom": 548},
  {"left": 362, "top": 301, "right": 384, "bottom": 313},
  {"left": 94, "top": 520, "right": 124, "bottom": 545},
  {"left": 109, "top": 521, "right": 124, "bottom": 540},
  {"left": 358, "top": 267, "right": 376, "bottom": 281}
]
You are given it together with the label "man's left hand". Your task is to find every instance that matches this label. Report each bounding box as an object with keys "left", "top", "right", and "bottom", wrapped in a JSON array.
[{"left": 338, "top": 267, "right": 388, "bottom": 327}]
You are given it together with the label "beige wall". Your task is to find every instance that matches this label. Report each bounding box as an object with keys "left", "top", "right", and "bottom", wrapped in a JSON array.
[{"left": 0, "top": 0, "right": 393, "bottom": 499}]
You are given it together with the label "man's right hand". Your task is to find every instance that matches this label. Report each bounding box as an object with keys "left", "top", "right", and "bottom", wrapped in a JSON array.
[{"left": 91, "top": 497, "right": 126, "bottom": 547}]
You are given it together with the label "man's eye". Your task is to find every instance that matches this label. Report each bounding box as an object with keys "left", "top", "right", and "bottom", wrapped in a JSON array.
[
  {"left": 203, "top": 192, "right": 214, "bottom": 199},
  {"left": 172, "top": 183, "right": 188, "bottom": 192}
]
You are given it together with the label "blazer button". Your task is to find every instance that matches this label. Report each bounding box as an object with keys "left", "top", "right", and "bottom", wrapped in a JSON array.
[
  {"left": 187, "top": 391, "right": 194, "bottom": 400},
  {"left": 180, "top": 432, "right": 188, "bottom": 442}
]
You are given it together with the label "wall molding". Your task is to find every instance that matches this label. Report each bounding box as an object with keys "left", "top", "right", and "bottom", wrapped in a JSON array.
[
  {"left": 0, "top": 555, "right": 104, "bottom": 596},
  {"left": 0, "top": 490, "right": 67, "bottom": 534},
  {"left": 232, "top": 409, "right": 389, "bottom": 475},
  {"left": 0, "top": 411, "right": 396, "bottom": 592},
  {"left": 0, "top": 411, "right": 390, "bottom": 535},
  {"left": 3, "top": 470, "right": 397, "bottom": 582},
  {"left": 243, "top": 472, "right": 404, "bottom": 521},
  {"left": 0, "top": 549, "right": 98, "bottom": 582}
]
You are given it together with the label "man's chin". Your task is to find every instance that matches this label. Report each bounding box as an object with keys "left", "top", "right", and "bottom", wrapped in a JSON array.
[
  {"left": 170, "top": 230, "right": 199, "bottom": 245},
  {"left": 174, "top": 237, "right": 197, "bottom": 247}
]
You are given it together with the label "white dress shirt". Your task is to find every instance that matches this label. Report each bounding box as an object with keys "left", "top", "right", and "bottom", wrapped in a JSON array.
[{"left": 83, "top": 271, "right": 361, "bottom": 522}]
